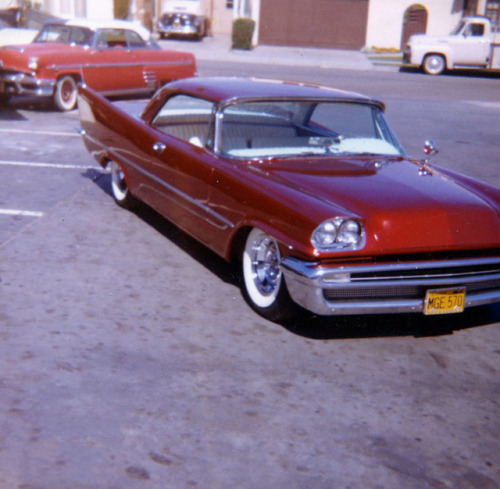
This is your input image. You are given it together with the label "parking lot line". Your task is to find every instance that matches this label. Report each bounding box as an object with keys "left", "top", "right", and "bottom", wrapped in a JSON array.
[
  {"left": 0, "top": 128, "right": 80, "bottom": 137},
  {"left": 0, "top": 160, "right": 100, "bottom": 170},
  {"left": 0, "top": 209, "right": 44, "bottom": 217}
]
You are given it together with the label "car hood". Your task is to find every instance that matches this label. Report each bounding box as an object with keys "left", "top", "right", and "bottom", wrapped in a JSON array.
[
  {"left": 264, "top": 156, "right": 500, "bottom": 254},
  {"left": 409, "top": 34, "right": 454, "bottom": 46}
]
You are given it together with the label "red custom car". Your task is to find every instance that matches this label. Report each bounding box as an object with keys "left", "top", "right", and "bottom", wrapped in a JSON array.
[
  {"left": 77, "top": 77, "right": 500, "bottom": 322},
  {"left": 0, "top": 18, "right": 196, "bottom": 111}
]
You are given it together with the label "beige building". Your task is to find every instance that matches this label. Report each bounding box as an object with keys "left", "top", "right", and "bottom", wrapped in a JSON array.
[
  {"left": 1, "top": 0, "right": 498, "bottom": 50},
  {"left": 366, "top": 0, "right": 497, "bottom": 51}
]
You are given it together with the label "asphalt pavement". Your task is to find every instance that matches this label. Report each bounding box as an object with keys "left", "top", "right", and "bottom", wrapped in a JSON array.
[{"left": 159, "top": 33, "right": 401, "bottom": 71}]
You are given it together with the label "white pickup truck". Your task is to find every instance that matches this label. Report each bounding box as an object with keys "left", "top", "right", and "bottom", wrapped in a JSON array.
[{"left": 403, "top": 16, "right": 500, "bottom": 75}]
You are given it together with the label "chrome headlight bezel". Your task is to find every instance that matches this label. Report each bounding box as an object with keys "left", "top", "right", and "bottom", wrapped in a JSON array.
[{"left": 311, "top": 218, "right": 365, "bottom": 252}]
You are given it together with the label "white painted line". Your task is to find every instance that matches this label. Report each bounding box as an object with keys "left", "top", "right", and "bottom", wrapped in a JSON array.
[
  {"left": 0, "top": 128, "right": 79, "bottom": 137},
  {"left": 466, "top": 101, "right": 500, "bottom": 110},
  {"left": 0, "top": 209, "right": 44, "bottom": 217},
  {"left": 0, "top": 160, "right": 100, "bottom": 170}
]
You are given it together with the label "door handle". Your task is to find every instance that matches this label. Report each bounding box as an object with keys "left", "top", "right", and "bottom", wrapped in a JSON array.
[{"left": 153, "top": 142, "right": 166, "bottom": 154}]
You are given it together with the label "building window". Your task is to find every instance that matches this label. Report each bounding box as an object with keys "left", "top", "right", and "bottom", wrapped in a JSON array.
[{"left": 486, "top": 1, "right": 500, "bottom": 31}]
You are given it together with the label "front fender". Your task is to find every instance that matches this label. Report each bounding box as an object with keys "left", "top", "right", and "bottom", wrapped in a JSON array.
[{"left": 409, "top": 41, "right": 453, "bottom": 68}]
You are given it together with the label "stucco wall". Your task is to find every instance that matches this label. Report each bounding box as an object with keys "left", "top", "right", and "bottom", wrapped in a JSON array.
[
  {"left": 0, "top": 0, "right": 16, "bottom": 8},
  {"left": 365, "top": 0, "right": 463, "bottom": 50}
]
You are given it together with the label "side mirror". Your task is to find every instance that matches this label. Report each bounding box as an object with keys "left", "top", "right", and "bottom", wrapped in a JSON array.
[
  {"left": 419, "top": 140, "right": 438, "bottom": 176},
  {"left": 423, "top": 140, "right": 439, "bottom": 157}
]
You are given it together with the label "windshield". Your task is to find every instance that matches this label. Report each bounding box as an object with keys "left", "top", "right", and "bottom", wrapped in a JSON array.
[
  {"left": 450, "top": 21, "right": 465, "bottom": 35},
  {"left": 219, "top": 100, "right": 405, "bottom": 159},
  {"left": 34, "top": 24, "right": 93, "bottom": 45}
]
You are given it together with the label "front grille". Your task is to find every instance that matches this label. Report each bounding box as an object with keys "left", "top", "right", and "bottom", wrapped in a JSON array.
[
  {"left": 321, "top": 256, "right": 500, "bottom": 302},
  {"left": 324, "top": 285, "right": 422, "bottom": 301},
  {"left": 350, "top": 262, "right": 500, "bottom": 281}
]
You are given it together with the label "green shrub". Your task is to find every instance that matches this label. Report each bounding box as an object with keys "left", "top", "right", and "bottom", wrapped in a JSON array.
[{"left": 232, "top": 17, "right": 255, "bottom": 50}]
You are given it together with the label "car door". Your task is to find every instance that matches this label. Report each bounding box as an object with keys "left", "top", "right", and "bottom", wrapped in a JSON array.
[
  {"left": 81, "top": 28, "right": 144, "bottom": 94},
  {"left": 144, "top": 94, "right": 229, "bottom": 247},
  {"left": 452, "top": 22, "right": 491, "bottom": 65}
]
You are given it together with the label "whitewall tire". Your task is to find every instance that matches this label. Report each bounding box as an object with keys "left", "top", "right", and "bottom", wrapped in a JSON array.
[
  {"left": 242, "top": 228, "right": 295, "bottom": 321},
  {"left": 54, "top": 75, "right": 78, "bottom": 111}
]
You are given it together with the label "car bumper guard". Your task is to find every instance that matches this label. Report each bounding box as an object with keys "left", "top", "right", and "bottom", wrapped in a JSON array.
[{"left": 0, "top": 72, "right": 55, "bottom": 98}]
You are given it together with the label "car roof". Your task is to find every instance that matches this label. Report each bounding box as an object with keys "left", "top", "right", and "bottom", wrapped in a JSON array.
[
  {"left": 163, "top": 77, "right": 385, "bottom": 110},
  {"left": 45, "top": 18, "right": 152, "bottom": 39}
]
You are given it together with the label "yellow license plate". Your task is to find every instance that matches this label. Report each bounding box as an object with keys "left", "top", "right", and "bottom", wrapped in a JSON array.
[{"left": 424, "top": 287, "right": 465, "bottom": 315}]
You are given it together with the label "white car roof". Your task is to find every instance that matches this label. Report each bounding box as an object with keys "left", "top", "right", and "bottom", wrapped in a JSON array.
[{"left": 63, "top": 18, "right": 152, "bottom": 40}]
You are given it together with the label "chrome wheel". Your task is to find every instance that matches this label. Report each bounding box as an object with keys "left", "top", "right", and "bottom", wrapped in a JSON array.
[
  {"left": 109, "top": 160, "right": 137, "bottom": 209},
  {"left": 54, "top": 75, "right": 78, "bottom": 111},
  {"left": 242, "top": 228, "right": 294, "bottom": 321},
  {"left": 423, "top": 54, "right": 445, "bottom": 75}
]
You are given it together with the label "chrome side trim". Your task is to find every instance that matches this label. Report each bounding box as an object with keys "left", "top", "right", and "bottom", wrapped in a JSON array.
[
  {"left": 82, "top": 131, "right": 233, "bottom": 231},
  {"left": 281, "top": 256, "right": 500, "bottom": 315},
  {"left": 48, "top": 60, "right": 195, "bottom": 71}
]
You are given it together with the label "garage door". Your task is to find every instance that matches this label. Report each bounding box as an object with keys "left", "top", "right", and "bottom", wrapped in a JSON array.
[{"left": 258, "top": 0, "right": 368, "bottom": 49}]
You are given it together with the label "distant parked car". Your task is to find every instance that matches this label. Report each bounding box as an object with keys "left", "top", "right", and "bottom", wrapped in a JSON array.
[
  {"left": 0, "top": 18, "right": 196, "bottom": 110},
  {"left": 77, "top": 77, "right": 500, "bottom": 322},
  {"left": 157, "top": 12, "right": 207, "bottom": 40},
  {"left": 0, "top": 19, "right": 37, "bottom": 46}
]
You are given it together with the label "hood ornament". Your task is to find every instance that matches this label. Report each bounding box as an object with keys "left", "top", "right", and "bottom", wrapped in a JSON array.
[{"left": 419, "top": 140, "right": 438, "bottom": 176}]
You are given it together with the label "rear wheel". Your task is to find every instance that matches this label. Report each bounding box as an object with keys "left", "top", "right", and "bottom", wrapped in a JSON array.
[
  {"left": 423, "top": 54, "right": 446, "bottom": 75},
  {"left": 242, "top": 228, "right": 295, "bottom": 322},
  {"left": 54, "top": 75, "right": 78, "bottom": 111},
  {"left": 109, "top": 160, "right": 138, "bottom": 209}
]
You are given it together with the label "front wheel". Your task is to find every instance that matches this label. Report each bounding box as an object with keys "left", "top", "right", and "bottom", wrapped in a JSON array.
[
  {"left": 423, "top": 54, "right": 446, "bottom": 75},
  {"left": 53, "top": 75, "right": 78, "bottom": 111},
  {"left": 109, "top": 160, "right": 138, "bottom": 209},
  {"left": 242, "top": 228, "right": 295, "bottom": 322}
]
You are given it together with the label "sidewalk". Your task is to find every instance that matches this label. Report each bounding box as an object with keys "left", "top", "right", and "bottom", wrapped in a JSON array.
[{"left": 160, "top": 33, "right": 402, "bottom": 71}]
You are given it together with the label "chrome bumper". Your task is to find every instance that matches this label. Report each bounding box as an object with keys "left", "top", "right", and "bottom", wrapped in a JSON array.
[
  {"left": 281, "top": 256, "right": 500, "bottom": 315},
  {"left": 0, "top": 72, "right": 56, "bottom": 97},
  {"left": 158, "top": 25, "right": 200, "bottom": 36}
]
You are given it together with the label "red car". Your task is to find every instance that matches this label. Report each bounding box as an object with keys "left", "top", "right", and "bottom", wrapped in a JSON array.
[
  {"left": 77, "top": 77, "right": 500, "bottom": 322},
  {"left": 0, "top": 19, "right": 196, "bottom": 111}
]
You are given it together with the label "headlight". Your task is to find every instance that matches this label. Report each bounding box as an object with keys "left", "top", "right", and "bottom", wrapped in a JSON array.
[
  {"left": 28, "top": 57, "right": 38, "bottom": 70},
  {"left": 311, "top": 218, "right": 364, "bottom": 251}
]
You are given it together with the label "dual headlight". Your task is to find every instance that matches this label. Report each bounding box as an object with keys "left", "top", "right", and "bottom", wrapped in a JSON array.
[{"left": 311, "top": 218, "right": 365, "bottom": 251}]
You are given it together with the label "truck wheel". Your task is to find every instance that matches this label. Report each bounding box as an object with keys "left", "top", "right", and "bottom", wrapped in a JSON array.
[
  {"left": 423, "top": 54, "right": 446, "bottom": 75},
  {"left": 54, "top": 75, "right": 78, "bottom": 111},
  {"left": 242, "top": 228, "right": 295, "bottom": 322},
  {"left": 109, "top": 160, "right": 138, "bottom": 209}
]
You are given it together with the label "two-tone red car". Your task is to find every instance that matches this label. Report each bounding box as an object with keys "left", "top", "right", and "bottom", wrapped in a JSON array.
[
  {"left": 77, "top": 77, "right": 500, "bottom": 322},
  {"left": 0, "top": 18, "right": 196, "bottom": 111}
]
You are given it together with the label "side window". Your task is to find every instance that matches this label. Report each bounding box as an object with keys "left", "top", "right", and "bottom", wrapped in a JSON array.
[
  {"left": 152, "top": 95, "right": 215, "bottom": 148},
  {"left": 97, "top": 29, "right": 128, "bottom": 49},
  {"left": 466, "top": 23, "right": 485, "bottom": 37},
  {"left": 126, "top": 30, "right": 146, "bottom": 48},
  {"left": 70, "top": 27, "right": 92, "bottom": 45}
]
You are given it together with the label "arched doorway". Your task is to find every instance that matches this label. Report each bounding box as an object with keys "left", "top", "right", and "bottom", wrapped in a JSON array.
[{"left": 401, "top": 4, "right": 428, "bottom": 50}]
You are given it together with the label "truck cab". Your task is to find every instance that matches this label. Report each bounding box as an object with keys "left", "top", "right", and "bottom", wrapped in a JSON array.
[{"left": 403, "top": 16, "right": 500, "bottom": 75}]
